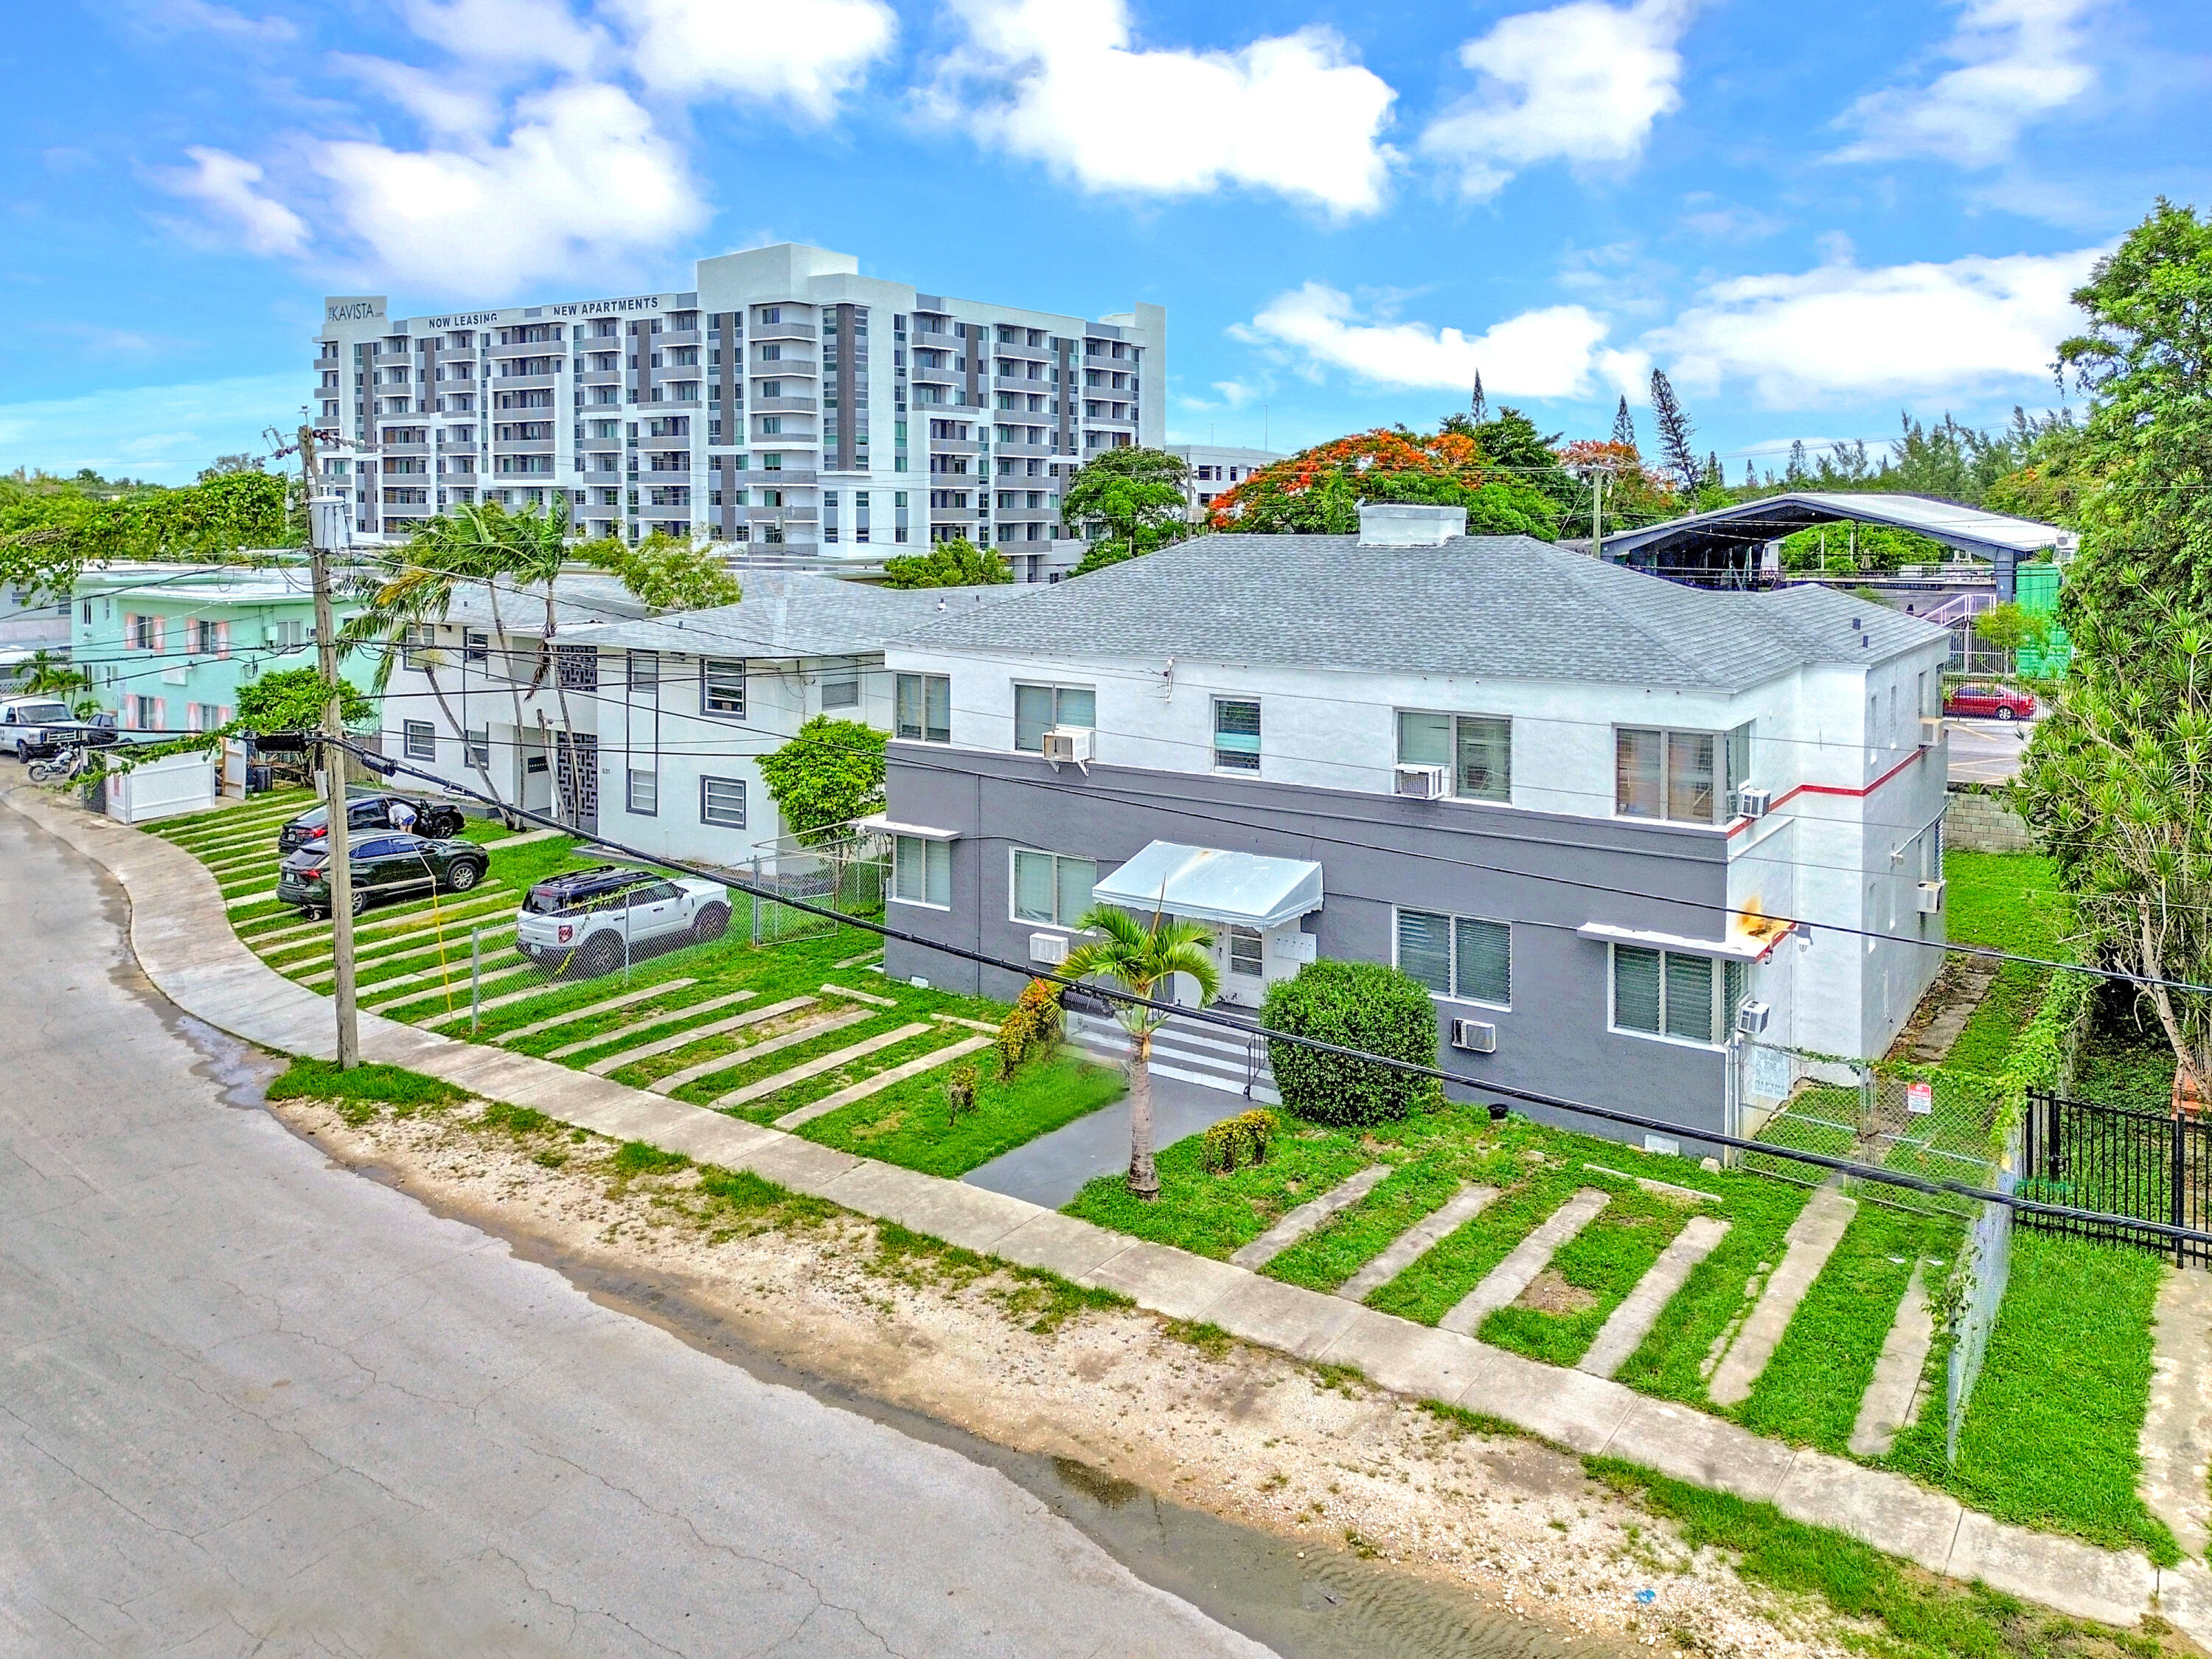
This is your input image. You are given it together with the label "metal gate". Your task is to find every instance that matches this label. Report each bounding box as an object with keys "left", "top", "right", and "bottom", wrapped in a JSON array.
[
  {"left": 2020, "top": 1088, "right": 2212, "bottom": 1264},
  {"left": 554, "top": 731, "right": 597, "bottom": 835}
]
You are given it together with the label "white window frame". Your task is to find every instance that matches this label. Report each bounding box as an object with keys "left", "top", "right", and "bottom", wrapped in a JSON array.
[
  {"left": 1607, "top": 944, "right": 1747, "bottom": 1048},
  {"left": 1012, "top": 682, "right": 1095, "bottom": 753},
  {"left": 1009, "top": 848, "right": 1098, "bottom": 928},
  {"left": 702, "top": 658, "right": 746, "bottom": 719},
  {"left": 1211, "top": 696, "right": 1262, "bottom": 774},
  {"left": 1391, "top": 908, "right": 1512, "bottom": 1009},
  {"left": 894, "top": 672, "right": 950, "bottom": 742},
  {"left": 1613, "top": 723, "right": 1753, "bottom": 825},
  {"left": 699, "top": 775, "right": 746, "bottom": 827},
  {"left": 891, "top": 835, "right": 953, "bottom": 910},
  {"left": 402, "top": 720, "right": 437, "bottom": 761},
  {"left": 626, "top": 767, "right": 658, "bottom": 816},
  {"left": 1394, "top": 709, "right": 1512, "bottom": 804}
]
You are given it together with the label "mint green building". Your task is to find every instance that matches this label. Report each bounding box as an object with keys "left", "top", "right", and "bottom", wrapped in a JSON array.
[
  {"left": 72, "top": 563, "right": 369, "bottom": 736},
  {"left": 2014, "top": 561, "right": 2073, "bottom": 679}
]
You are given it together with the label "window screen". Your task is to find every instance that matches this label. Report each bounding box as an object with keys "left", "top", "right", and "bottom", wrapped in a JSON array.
[
  {"left": 403, "top": 720, "right": 436, "bottom": 761},
  {"left": 1455, "top": 717, "right": 1510, "bottom": 802},
  {"left": 1664, "top": 953, "right": 1715, "bottom": 1042},
  {"left": 895, "top": 672, "right": 950, "bottom": 742},
  {"left": 628, "top": 650, "right": 659, "bottom": 692},
  {"left": 1613, "top": 946, "right": 1663, "bottom": 1032},
  {"left": 1613, "top": 945, "right": 1731, "bottom": 1043},
  {"left": 699, "top": 776, "right": 745, "bottom": 826},
  {"left": 1015, "top": 684, "right": 1093, "bottom": 751},
  {"left": 1012, "top": 850, "right": 1096, "bottom": 925},
  {"left": 626, "top": 768, "right": 657, "bottom": 815},
  {"left": 1228, "top": 926, "right": 1263, "bottom": 977}
]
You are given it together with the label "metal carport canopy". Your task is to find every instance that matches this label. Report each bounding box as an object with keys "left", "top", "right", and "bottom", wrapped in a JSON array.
[
  {"left": 1599, "top": 491, "right": 2074, "bottom": 568},
  {"left": 1091, "top": 841, "right": 1324, "bottom": 930}
]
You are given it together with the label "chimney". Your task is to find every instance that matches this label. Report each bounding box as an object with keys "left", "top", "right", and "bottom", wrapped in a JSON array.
[{"left": 1356, "top": 503, "right": 1466, "bottom": 548}]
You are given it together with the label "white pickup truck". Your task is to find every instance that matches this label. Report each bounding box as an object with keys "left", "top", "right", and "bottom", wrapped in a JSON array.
[
  {"left": 0, "top": 698, "right": 116, "bottom": 762},
  {"left": 514, "top": 864, "right": 733, "bottom": 977}
]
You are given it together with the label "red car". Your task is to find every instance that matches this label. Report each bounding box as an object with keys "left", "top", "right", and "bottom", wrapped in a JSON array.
[{"left": 1944, "top": 682, "right": 2037, "bottom": 721}]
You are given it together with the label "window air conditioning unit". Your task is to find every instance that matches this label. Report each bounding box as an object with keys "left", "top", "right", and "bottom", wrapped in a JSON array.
[
  {"left": 1735, "top": 1000, "right": 1771, "bottom": 1037},
  {"left": 1920, "top": 717, "right": 1945, "bottom": 749},
  {"left": 1029, "top": 931, "right": 1071, "bottom": 964},
  {"left": 1041, "top": 726, "right": 1093, "bottom": 767},
  {"left": 1916, "top": 879, "right": 1947, "bottom": 914},
  {"left": 1736, "top": 787, "right": 1773, "bottom": 819},
  {"left": 1450, "top": 1019, "right": 1497, "bottom": 1054},
  {"left": 1394, "top": 763, "right": 1449, "bottom": 799}
]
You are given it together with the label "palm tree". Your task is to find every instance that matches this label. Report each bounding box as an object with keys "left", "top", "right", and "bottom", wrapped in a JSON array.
[
  {"left": 18, "top": 649, "right": 89, "bottom": 701},
  {"left": 1062, "top": 905, "right": 1219, "bottom": 1200}
]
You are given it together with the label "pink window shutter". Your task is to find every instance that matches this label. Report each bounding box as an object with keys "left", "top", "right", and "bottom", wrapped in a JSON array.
[
  {"left": 215, "top": 621, "right": 231, "bottom": 658},
  {"left": 152, "top": 697, "right": 167, "bottom": 731},
  {"left": 122, "top": 700, "right": 136, "bottom": 730},
  {"left": 151, "top": 616, "right": 165, "bottom": 653},
  {"left": 124, "top": 613, "right": 137, "bottom": 648}
]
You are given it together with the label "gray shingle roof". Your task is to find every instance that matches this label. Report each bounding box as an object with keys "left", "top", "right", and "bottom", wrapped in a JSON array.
[
  {"left": 889, "top": 534, "right": 1947, "bottom": 691},
  {"left": 560, "top": 571, "right": 1029, "bottom": 658}
]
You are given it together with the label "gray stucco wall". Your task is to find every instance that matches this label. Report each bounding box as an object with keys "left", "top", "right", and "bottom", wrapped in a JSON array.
[{"left": 880, "top": 745, "right": 1734, "bottom": 1153}]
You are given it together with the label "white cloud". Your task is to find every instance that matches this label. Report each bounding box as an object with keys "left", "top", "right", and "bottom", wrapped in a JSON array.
[
  {"left": 1240, "top": 282, "right": 1649, "bottom": 399},
  {"left": 1835, "top": 0, "right": 2101, "bottom": 168},
  {"left": 1649, "top": 246, "right": 2102, "bottom": 403},
  {"left": 931, "top": 0, "right": 1397, "bottom": 215},
  {"left": 1420, "top": 0, "right": 1694, "bottom": 199},
  {"left": 159, "top": 147, "right": 310, "bottom": 256},
  {"left": 140, "top": 0, "right": 296, "bottom": 44},
  {"left": 614, "top": 0, "right": 896, "bottom": 119},
  {"left": 399, "top": 0, "right": 603, "bottom": 74},
  {"left": 316, "top": 82, "right": 703, "bottom": 291},
  {"left": 333, "top": 55, "right": 501, "bottom": 136}
]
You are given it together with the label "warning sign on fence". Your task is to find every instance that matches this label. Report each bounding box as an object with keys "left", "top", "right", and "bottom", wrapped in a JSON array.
[{"left": 1907, "top": 1080, "right": 1934, "bottom": 1116}]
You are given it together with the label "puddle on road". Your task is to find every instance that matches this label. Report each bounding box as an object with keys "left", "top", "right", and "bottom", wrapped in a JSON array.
[{"left": 163, "top": 982, "right": 1622, "bottom": 1659}]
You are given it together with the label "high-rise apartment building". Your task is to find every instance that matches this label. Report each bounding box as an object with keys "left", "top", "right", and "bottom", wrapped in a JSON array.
[{"left": 313, "top": 243, "right": 1164, "bottom": 578}]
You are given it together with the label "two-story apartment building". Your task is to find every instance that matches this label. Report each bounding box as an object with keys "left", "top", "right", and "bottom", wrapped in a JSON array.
[
  {"left": 874, "top": 504, "right": 1953, "bottom": 1150},
  {"left": 375, "top": 571, "right": 1023, "bottom": 866},
  {"left": 70, "top": 563, "right": 369, "bottom": 736}
]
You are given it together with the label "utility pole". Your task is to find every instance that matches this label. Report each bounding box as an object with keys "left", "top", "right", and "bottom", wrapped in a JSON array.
[
  {"left": 1590, "top": 465, "right": 1608, "bottom": 563},
  {"left": 302, "top": 424, "right": 360, "bottom": 1070}
]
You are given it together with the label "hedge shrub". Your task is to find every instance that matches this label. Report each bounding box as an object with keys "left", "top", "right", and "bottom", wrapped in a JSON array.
[{"left": 1262, "top": 959, "right": 1441, "bottom": 1126}]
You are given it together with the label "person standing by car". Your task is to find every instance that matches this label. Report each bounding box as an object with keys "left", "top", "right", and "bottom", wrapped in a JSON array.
[{"left": 389, "top": 798, "right": 418, "bottom": 835}]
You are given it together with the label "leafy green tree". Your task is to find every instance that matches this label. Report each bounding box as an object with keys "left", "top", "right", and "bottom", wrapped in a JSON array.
[
  {"left": 1649, "top": 369, "right": 1700, "bottom": 491},
  {"left": 1065, "top": 448, "right": 1191, "bottom": 574},
  {"left": 579, "top": 531, "right": 743, "bottom": 611},
  {"left": 1777, "top": 522, "right": 1947, "bottom": 574},
  {"left": 757, "top": 716, "right": 887, "bottom": 846},
  {"left": 1060, "top": 906, "right": 1219, "bottom": 1200},
  {"left": 2014, "top": 200, "right": 2212, "bottom": 1098},
  {"left": 1972, "top": 601, "right": 2051, "bottom": 659},
  {"left": 17, "top": 649, "right": 89, "bottom": 701},
  {"left": 880, "top": 537, "right": 1012, "bottom": 588},
  {"left": 0, "top": 470, "right": 292, "bottom": 599},
  {"left": 234, "top": 665, "right": 376, "bottom": 734}
]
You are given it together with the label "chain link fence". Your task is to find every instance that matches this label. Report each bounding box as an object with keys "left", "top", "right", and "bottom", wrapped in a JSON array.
[{"left": 1733, "top": 1038, "right": 2006, "bottom": 1219}]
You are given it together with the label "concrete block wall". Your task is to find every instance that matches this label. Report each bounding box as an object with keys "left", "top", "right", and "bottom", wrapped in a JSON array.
[{"left": 1945, "top": 785, "right": 2036, "bottom": 854}]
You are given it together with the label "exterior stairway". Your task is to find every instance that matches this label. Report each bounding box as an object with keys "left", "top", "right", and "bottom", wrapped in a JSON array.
[{"left": 1067, "top": 1006, "right": 1281, "bottom": 1105}]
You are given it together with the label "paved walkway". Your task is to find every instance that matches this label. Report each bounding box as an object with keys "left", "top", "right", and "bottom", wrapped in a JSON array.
[
  {"left": 11, "top": 782, "right": 2208, "bottom": 1639},
  {"left": 964, "top": 1062, "right": 1251, "bottom": 1208},
  {"left": 2143, "top": 1267, "right": 2212, "bottom": 1559}
]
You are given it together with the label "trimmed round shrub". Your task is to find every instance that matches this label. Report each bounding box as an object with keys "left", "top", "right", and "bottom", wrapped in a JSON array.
[{"left": 1262, "top": 959, "right": 1441, "bottom": 1127}]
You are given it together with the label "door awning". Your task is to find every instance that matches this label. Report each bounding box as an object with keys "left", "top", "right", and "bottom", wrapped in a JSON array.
[
  {"left": 1576, "top": 921, "right": 1777, "bottom": 964},
  {"left": 1091, "top": 841, "right": 1324, "bottom": 931}
]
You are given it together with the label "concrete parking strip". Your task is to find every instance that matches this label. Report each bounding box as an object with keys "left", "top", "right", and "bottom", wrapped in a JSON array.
[
  {"left": 7, "top": 779, "right": 2200, "bottom": 1641},
  {"left": 712, "top": 1022, "right": 934, "bottom": 1109},
  {"left": 1333, "top": 1185, "right": 1499, "bottom": 1304},
  {"left": 1579, "top": 1215, "right": 1732, "bottom": 1380},
  {"left": 773, "top": 1034, "right": 995, "bottom": 1130},
  {"left": 493, "top": 978, "right": 697, "bottom": 1046},
  {"left": 650, "top": 1007, "right": 869, "bottom": 1095},
  {"left": 1228, "top": 1164, "right": 1391, "bottom": 1270},
  {"left": 1440, "top": 1188, "right": 1610, "bottom": 1336},
  {"left": 1708, "top": 1186, "right": 1857, "bottom": 1408},
  {"left": 1848, "top": 1263, "right": 1935, "bottom": 1458},
  {"left": 542, "top": 985, "right": 759, "bottom": 1058}
]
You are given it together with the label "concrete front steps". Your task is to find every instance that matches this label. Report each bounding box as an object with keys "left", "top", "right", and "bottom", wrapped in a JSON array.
[
  {"left": 1068, "top": 1008, "right": 1280, "bottom": 1105},
  {"left": 15, "top": 777, "right": 2205, "bottom": 1645}
]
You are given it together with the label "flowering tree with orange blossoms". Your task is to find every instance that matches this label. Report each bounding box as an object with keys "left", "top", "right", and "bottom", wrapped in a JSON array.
[
  {"left": 1206, "top": 426, "right": 1565, "bottom": 540},
  {"left": 1554, "top": 439, "right": 1679, "bottom": 538}
]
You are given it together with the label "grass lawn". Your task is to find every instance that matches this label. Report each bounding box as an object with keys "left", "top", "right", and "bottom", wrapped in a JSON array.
[
  {"left": 1942, "top": 849, "right": 2068, "bottom": 959},
  {"left": 800, "top": 1050, "right": 1126, "bottom": 1177},
  {"left": 1588, "top": 1458, "right": 2172, "bottom": 1659},
  {"left": 1946, "top": 962, "right": 2048, "bottom": 1076},
  {"left": 1477, "top": 1181, "right": 1694, "bottom": 1366},
  {"left": 1888, "top": 1231, "right": 2175, "bottom": 1562},
  {"left": 1736, "top": 1202, "right": 1957, "bottom": 1453},
  {"left": 2073, "top": 1026, "right": 2179, "bottom": 1114}
]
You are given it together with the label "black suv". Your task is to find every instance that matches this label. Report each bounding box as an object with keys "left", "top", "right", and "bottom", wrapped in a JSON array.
[
  {"left": 278, "top": 793, "right": 466, "bottom": 852},
  {"left": 276, "top": 831, "right": 490, "bottom": 918}
]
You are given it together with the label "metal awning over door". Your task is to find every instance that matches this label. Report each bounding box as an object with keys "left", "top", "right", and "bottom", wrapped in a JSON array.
[{"left": 1091, "top": 841, "right": 1324, "bottom": 930}]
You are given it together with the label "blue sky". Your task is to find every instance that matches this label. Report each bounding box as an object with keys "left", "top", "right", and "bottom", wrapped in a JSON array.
[{"left": 5, "top": 0, "right": 2209, "bottom": 482}]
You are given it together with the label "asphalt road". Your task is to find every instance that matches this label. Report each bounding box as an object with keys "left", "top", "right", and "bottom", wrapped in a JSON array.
[
  {"left": 1946, "top": 715, "right": 2036, "bottom": 787},
  {"left": 0, "top": 802, "right": 1271, "bottom": 1658}
]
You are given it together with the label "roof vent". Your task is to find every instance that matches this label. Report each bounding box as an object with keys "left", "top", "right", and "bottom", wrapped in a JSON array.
[{"left": 1357, "top": 503, "right": 1466, "bottom": 548}]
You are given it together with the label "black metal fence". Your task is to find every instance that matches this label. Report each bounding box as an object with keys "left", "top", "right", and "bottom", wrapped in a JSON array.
[{"left": 2019, "top": 1088, "right": 2212, "bottom": 1264}]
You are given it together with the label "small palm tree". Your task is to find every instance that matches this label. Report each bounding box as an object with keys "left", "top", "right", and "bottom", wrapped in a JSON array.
[
  {"left": 19, "top": 649, "right": 90, "bottom": 701},
  {"left": 1062, "top": 905, "right": 1219, "bottom": 1200}
]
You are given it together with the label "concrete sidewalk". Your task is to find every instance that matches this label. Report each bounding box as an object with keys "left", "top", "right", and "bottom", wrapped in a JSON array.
[{"left": 10, "top": 780, "right": 2202, "bottom": 1641}]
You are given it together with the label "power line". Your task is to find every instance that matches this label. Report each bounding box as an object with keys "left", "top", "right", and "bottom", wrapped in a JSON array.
[{"left": 330, "top": 734, "right": 2212, "bottom": 1251}]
